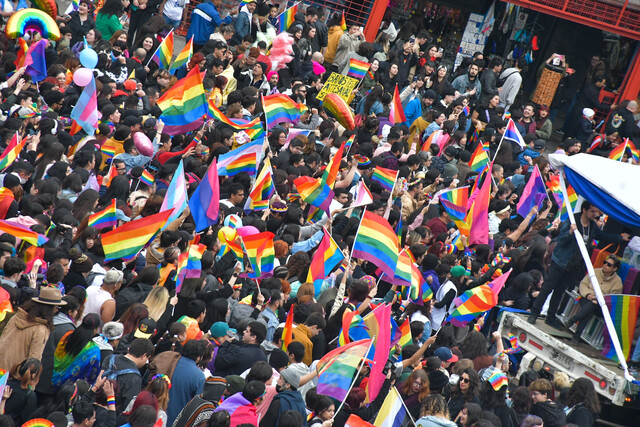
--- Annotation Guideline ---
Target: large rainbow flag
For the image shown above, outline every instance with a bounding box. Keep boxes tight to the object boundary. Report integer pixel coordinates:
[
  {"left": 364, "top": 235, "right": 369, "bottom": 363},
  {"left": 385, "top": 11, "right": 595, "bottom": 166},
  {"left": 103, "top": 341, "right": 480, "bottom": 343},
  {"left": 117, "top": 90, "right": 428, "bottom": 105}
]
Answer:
[
  {"left": 157, "top": 68, "right": 208, "bottom": 133},
  {"left": 293, "top": 176, "right": 334, "bottom": 214},
  {"left": 447, "top": 270, "right": 511, "bottom": 326},
  {"left": 438, "top": 186, "right": 469, "bottom": 224},
  {"left": 101, "top": 209, "right": 174, "bottom": 261},
  {"left": 217, "top": 138, "right": 263, "bottom": 176},
  {"left": 263, "top": 94, "right": 307, "bottom": 128},
  {"left": 352, "top": 211, "right": 399, "bottom": 278},
  {"left": 602, "top": 294, "right": 640, "bottom": 362},
  {"left": 244, "top": 159, "right": 274, "bottom": 212},
  {"left": 371, "top": 166, "right": 398, "bottom": 193},
  {"left": 88, "top": 199, "right": 117, "bottom": 229},
  {"left": 277, "top": 3, "right": 298, "bottom": 33}
]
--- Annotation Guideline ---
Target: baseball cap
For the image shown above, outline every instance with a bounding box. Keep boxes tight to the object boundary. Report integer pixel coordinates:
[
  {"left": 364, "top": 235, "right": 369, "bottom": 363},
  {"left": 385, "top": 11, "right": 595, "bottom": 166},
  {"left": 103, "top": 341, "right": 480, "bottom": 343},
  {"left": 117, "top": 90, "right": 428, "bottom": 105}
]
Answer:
[
  {"left": 533, "top": 139, "right": 546, "bottom": 150},
  {"left": 209, "top": 321, "right": 237, "bottom": 338},
  {"left": 434, "top": 347, "right": 459, "bottom": 363},
  {"left": 134, "top": 318, "right": 157, "bottom": 339},
  {"left": 123, "top": 115, "right": 142, "bottom": 127}
]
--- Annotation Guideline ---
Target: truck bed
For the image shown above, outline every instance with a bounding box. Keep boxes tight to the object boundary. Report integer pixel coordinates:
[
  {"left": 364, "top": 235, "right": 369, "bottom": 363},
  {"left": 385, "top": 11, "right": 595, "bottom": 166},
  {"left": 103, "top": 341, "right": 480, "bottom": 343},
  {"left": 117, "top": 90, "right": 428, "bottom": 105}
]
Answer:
[{"left": 498, "top": 312, "right": 635, "bottom": 405}]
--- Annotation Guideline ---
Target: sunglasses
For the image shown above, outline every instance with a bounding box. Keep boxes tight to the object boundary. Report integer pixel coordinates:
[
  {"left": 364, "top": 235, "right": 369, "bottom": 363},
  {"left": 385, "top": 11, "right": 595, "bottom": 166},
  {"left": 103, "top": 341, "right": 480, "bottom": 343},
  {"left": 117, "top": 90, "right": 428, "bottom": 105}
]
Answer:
[
  {"left": 460, "top": 377, "right": 470, "bottom": 383},
  {"left": 604, "top": 261, "right": 616, "bottom": 267}
]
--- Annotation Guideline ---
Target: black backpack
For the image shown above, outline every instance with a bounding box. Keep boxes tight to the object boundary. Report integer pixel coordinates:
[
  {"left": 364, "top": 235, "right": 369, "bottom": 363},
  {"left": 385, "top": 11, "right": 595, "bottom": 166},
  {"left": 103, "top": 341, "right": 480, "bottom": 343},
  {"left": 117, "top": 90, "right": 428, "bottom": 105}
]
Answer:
[{"left": 497, "top": 69, "right": 519, "bottom": 88}]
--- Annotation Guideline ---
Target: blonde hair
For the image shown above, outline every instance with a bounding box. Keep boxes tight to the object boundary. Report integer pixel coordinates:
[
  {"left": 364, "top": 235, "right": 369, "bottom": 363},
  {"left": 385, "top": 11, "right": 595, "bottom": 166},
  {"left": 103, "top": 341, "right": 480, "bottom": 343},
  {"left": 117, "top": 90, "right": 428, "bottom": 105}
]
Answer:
[
  {"left": 143, "top": 286, "right": 170, "bottom": 321},
  {"left": 553, "top": 371, "right": 571, "bottom": 389}
]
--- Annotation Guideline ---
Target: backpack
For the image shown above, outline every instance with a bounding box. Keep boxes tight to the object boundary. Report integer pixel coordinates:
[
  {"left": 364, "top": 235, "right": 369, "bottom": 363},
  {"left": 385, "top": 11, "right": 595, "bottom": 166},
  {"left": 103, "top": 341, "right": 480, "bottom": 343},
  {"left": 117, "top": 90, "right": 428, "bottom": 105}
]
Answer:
[
  {"left": 103, "top": 354, "right": 141, "bottom": 380},
  {"left": 497, "top": 69, "right": 519, "bottom": 88}
]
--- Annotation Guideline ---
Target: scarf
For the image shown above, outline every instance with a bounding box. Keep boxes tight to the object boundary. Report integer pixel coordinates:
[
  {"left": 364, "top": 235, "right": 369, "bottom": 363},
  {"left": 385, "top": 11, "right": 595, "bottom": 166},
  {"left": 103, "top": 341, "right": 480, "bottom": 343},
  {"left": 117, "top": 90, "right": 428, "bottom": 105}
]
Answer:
[{"left": 53, "top": 331, "right": 101, "bottom": 388}]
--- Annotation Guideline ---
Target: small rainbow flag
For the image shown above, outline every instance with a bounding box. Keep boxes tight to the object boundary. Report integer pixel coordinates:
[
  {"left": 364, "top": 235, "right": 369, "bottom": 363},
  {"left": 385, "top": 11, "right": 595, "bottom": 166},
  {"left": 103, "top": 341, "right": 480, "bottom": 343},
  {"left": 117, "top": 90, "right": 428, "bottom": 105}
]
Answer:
[
  {"left": 340, "top": 11, "right": 347, "bottom": 31},
  {"left": 244, "top": 158, "right": 274, "bottom": 212},
  {"left": 609, "top": 140, "right": 627, "bottom": 161},
  {"left": 438, "top": 186, "right": 469, "bottom": 224},
  {"left": 14, "top": 38, "right": 28, "bottom": 69},
  {"left": 468, "top": 129, "right": 479, "bottom": 145},
  {"left": 0, "top": 219, "right": 48, "bottom": 246},
  {"left": 0, "top": 132, "right": 25, "bottom": 172},
  {"left": 152, "top": 29, "right": 174, "bottom": 69},
  {"left": 293, "top": 176, "right": 334, "bottom": 214},
  {"left": 447, "top": 270, "right": 511, "bottom": 326},
  {"left": 397, "top": 318, "right": 412, "bottom": 348},
  {"left": 371, "top": 166, "right": 398, "bottom": 193},
  {"left": 281, "top": 306, "right": 294, "bottom": 352},
  {"left": 219, "top": 150, "right": 258, "bottom": 177},
  {"left": 488, "top": 371, "right": 509, "bottom": 391},
  {"left": 345, "top": 134, "right": 355, "bottom": 154},
  {"left": 241, "top": 231, "right": 275, "bottom": 279},
  {"left": 306, "top": 227, "right": 345, "bottom": 295},
  {"left": 390, "top": 84, "right": 406, "bottom": 124},
  {"left": 469, "top": 141, "right": 490, "bottom": 172},
  {"left": 321, "top": 141, "right": 345, "bottom": 189},
  {"left": 170, "top": 36, "right": 193, "bottom": 74},
  {"left": 88, "top": 199, "right": 117, "bottom": 229},
  {"left": 208, "top": 99, "right": 263, "bottom": 131},
  {"left": 277, "top": 3, "right": 298, "bottom": 33},
  {"left": 101, "top": 164, "right": 118, "bottom": 188},
  {"left": 263, "top": 93, "right": 307, "bottom": 129},
  {"left": 317, "top": 339, "right": 372, "bottom": 401},
  {"left": 100, "top": 143, "right": 117, "bottom": 160},
  {"left": 101, "top": 209, "right": 174, "bottom": 261},
  {"left": 346, "top": 58, "right": 370, "bottom": 79},
  {"left": 140, "top": 169, "right": 155, "bottom": 186},
  {"left": 352, "top": 211, "right": 399, "bottom": 279},
  {"left": 602, "top": 294, "right": 640, "bottom": 362}
]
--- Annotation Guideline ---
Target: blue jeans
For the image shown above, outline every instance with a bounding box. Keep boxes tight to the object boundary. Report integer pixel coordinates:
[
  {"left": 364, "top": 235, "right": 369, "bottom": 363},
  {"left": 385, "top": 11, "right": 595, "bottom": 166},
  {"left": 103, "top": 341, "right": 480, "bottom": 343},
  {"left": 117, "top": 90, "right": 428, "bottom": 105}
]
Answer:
[{"left": 163, "top": 14, "right": 182, "bottom": 29}]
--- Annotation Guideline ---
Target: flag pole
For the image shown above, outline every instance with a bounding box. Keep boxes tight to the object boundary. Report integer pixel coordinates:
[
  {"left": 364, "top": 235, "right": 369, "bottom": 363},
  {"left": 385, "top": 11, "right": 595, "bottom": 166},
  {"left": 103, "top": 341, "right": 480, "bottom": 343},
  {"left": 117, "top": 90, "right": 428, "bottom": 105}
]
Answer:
[
  {"left": 620, "top": 138, "right": 629, "bottom": 162},
  {"left": 331, "top": 338, "right": 376, "bottom": 420},
  {"left": 558, "top": 170, "right": 633, "bottom": 381},
  {"left": 491, "top": 131, "right": 505, "bottom": 164},
  {"left": 383, "top": 172, "right": 398, "bottom": 220}
]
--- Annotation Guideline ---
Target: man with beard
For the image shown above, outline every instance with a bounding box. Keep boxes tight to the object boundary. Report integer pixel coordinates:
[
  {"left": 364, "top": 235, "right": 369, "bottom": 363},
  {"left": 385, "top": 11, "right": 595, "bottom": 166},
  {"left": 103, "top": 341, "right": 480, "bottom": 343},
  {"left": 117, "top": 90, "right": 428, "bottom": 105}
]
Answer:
[{"left": 452, "top": 61, "right": 482, "bottom": 103}]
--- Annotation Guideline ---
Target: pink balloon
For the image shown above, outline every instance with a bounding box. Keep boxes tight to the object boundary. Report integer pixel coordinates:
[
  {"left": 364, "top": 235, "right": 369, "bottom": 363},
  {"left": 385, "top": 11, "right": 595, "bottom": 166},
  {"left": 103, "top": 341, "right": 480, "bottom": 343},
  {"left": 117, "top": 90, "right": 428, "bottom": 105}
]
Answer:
[
  {"left": 237, "top": 226, "right": 259, "bottom": 237},
  {"left": 73, "top": 68, "right": 93, "bottom": 87},
  {"left": 133, "top": 132, "right": 153, "bottom": 157}
]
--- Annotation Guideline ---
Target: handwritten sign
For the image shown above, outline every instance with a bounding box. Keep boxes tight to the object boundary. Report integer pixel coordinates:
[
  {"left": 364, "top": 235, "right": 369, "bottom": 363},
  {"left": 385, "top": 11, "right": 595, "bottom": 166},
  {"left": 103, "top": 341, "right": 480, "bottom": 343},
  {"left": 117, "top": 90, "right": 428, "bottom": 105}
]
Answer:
[{"left": 316, "top": 72, "right": 359, "bottom": 102}]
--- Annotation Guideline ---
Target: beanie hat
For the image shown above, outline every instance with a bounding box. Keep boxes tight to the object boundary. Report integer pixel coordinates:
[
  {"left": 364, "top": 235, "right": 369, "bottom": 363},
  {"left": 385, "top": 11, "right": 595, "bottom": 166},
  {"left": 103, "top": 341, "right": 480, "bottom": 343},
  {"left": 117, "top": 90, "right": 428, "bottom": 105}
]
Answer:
[
  {"left": 280, "top": 366, "right": 302, "bottom": 389},
  {"left": 269, "top": 348, "right": 290, "bottom": 371}
]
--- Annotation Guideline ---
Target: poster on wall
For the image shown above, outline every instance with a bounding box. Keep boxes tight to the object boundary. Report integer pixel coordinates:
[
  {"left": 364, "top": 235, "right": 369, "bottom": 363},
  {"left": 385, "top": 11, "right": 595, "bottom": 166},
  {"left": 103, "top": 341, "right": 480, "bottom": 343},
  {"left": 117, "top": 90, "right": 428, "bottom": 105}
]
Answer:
[{"left": 454, "top": 2, "right": 494, "bottom": 71}]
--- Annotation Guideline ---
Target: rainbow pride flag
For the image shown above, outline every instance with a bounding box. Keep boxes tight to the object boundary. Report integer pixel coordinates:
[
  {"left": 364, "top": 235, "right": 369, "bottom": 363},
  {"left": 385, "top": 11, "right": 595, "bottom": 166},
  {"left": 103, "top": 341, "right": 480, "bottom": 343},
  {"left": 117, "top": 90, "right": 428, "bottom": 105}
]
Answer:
[
  {"left": 101, "top": 209, "right": 173, "bottom": 261},
  {"left": 88, "top": 199, "right": 117, "bottom": 229},
  {"left": 317, "top": 338, "right": 372, "bottom": 401},
  {"left": 469, "top": 140, "right": 490, "bottom": 172},
  {"left": 241, "top": 231, "right": 275, "bottom": 279},
  {"left": 170, "top": 35, "right": 193, "bottom": 74},
  {"left": 140, "top": 169, "right": 155, "bottom": 186},
  {"left": 389, "top": 84, "right": 406, "bottom": 124},
  {"left": 371, "top": 166, "right": 398, "bottom": 192},
  {"left": 152, "top": 29, "right": 174, "bottom": 69},
  {"left": 263, "top": 93, "right": 307, "bottom": 128},
  {"left": 14, "top": 38, "right": 28, "bottom": 69},
  {"left": 352, "top": 211, "right": 399, "bottom": 278},
  {"left": 447, "top": 270, "right": 511, "bottom": 326},
  {"left": 101, "top": 164, "right": 118, "bottom": 188},
  {"left": 281, "top": 306, "right": 294, "bottom": 351},
  {"left": 0, "top": 132, "right": 25, "bottom": 172},
  {"left": 306, "top": 227, "right": 345, "bottom": 294},
  {"left": 277, "top": 3, "right": 298, "bottom": 33},
  {"left": 322, "top": 141, "right": 345, "bottom": 189},
  {"left": 346, "top": 58, "right": 370, "bottom": 79},
  {"left": 217, "top": 139, "right": 262, "bottom": 176},
  {"left": 100, "top": 143, "right": 116, "bottom": 160},
  {"left": 340, "top": 11, "right": 347, "bottom": 31},
  {"left": 397, "top": 318, "right": 412, "bottom": 348},
  {"left": 158, "top": 67, "right": 208, "bottom": 129},
  {"left": 293, "top": 176, "right": 334, "bottom": 214},
  {"left": 0, "top": 219, "right": 48, "bottom": 246},
  {"left": 208, "top": 99, "right": 263, "bottom": 131},
  {"left": 609, "top": 141, "right": 627, "bottom": 161},
  {"left": 602, "top": 294, "right": 640, "bottom": 362},
  {"left": 244, "top": 158, "right": 274, "bottom": 212},
  {"left": 345, "top": 134, "right": 355, "bottom": 154},
  {"left": 438, "top": 186, "right": 469, "bottom": 223}
]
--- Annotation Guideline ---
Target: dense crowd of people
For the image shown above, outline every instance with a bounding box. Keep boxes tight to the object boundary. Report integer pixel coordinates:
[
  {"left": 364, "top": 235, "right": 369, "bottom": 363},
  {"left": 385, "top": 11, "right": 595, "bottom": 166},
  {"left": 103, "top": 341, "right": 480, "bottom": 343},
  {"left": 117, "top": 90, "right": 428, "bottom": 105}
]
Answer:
[{"left": 0, "top": 1, "right": 635, "bottom": 427}]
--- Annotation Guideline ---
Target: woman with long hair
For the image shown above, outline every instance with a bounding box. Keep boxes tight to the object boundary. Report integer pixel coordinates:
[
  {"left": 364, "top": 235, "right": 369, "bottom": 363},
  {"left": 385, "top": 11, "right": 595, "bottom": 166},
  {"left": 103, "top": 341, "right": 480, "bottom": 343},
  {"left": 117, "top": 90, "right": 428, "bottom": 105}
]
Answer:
[
  {"left": 95, "top": 0, "right": 123, "bottom": 40},
  {"left": 3, "top": 359, "right": 43, "bottom": 425},
  {"left": 52, "top": 313, "right": 101, "bottom": 388},
  {"left": 72, "top": 189, "right": 100, "bottom": 222},
  {"left": 399, "top": 369, "right": 430, "bottom": 421},
  {"left": 146, "top": 375, "right": 170, "bottom": 426},
  {"left": 143, "top": 286, "right": 170, "bottom": 323},
  {"left": 118, "top": 303, "right": 150, "bottom": 336},
  {"left": 416, "top": 394, "right": 456, "bottom": 427},
  {"left": 359, "top": 59, "right": 379, "bottom": 96},
  {"left": 34, "top": 140, "right": 65, "bottom": 181},
  {"left": 379, "top": 62, "right": 400, "bottom": 94},
  {"left": 356, "top": 84, "right": 384, "bottom": 116},
  {"left": 535, "top": 105, "right": 553, "bottom": 140},
  {"left": 285, "top": 252, "right": 310, "bottom": 297},
  {"left": 432, "top": 65, "right": 454, "bottom": 100},
  {"left": 565, "top": 378, "right": 601, "bottom": 427},
  {"left": 0, "top": 288, "right": 64, "bottom": 371},
  {"left": 447, "top": 368, "right": 481, "bottom": 420},
  {"left": 309, "top": 395, "right": 335, "bottom": 427},
  {"left": 479, "top": 371, "right": 518, "bottom": 427},
  {"left": 459, "top": 331, "right": 493, "bottom": 371},
  {"left": 458, "top": 403, "right": 482, "bottom": 426},
  {"left": 67, "top": 0, "right": 95, "bottom": 47}
]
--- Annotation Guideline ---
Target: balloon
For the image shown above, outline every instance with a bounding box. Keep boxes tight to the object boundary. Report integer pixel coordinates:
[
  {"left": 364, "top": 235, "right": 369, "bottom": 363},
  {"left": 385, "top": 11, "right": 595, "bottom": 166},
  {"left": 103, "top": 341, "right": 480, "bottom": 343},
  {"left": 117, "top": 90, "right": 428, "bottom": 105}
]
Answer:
[
  {"left": 323, "top": 93, "right": 355, "bottom": 130},
  {"left": 237, "top": 226, "right": 259, "bottom": 237},
  {"left": 79, "top": 48, "right": 98, "bottom": 69},
  {"left": 73, "top": 68, "right": 93, "bottom": 87},
  {"left": 133, "top": 132, "right": 153, "bottom": 157}
]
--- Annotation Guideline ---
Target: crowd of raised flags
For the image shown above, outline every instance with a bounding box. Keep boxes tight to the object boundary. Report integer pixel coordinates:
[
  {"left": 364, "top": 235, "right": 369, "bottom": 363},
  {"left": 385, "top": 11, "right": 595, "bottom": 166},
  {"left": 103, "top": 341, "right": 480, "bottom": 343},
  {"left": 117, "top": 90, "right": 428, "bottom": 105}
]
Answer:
[{"left": 0, "top": 0, "right": 638, "bottom": 427}]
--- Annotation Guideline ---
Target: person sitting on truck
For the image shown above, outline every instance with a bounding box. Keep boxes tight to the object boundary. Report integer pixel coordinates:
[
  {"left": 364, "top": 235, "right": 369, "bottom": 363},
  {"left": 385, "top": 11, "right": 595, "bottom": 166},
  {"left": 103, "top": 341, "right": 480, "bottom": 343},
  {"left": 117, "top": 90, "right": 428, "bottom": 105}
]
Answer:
[
  {"left": 564, "top": 255, "right": 622, "bottom": 345},
  {"left": 528, "top": 379, "right": 566, "bottom": 427}
]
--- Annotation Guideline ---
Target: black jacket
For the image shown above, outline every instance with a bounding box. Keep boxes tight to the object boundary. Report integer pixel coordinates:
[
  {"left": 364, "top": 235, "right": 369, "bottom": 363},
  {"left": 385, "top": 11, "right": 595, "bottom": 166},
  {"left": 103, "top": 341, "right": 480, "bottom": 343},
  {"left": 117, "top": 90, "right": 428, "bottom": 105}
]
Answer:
[
  {"left": 212, "top": 341, "right": 267, "bottom": 376},
  {"left": 531, "top": 400, "right": 567, "bottom": 427},
  {"left": 115, "top": 281, "right": 154, "bottom": 319}
]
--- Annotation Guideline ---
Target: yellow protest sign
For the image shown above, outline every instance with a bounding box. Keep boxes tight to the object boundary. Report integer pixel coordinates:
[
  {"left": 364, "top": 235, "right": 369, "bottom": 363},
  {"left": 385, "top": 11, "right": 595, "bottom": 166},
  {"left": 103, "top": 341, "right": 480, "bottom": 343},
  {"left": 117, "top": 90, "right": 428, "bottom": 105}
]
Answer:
[{"left": 316, "top": 72, "right": 359, "bottom": 102}]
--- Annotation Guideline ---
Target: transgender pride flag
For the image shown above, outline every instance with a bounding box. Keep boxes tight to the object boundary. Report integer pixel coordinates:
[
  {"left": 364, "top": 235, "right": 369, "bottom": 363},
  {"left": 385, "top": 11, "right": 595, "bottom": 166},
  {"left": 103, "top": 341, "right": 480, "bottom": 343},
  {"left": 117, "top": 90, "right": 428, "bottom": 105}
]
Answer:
[
  {"left": 70, "top": 75, "right": 99, "bottom": 136},
  {"left": 160, "top": 160, "right": 188, "bottom": 227}
]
